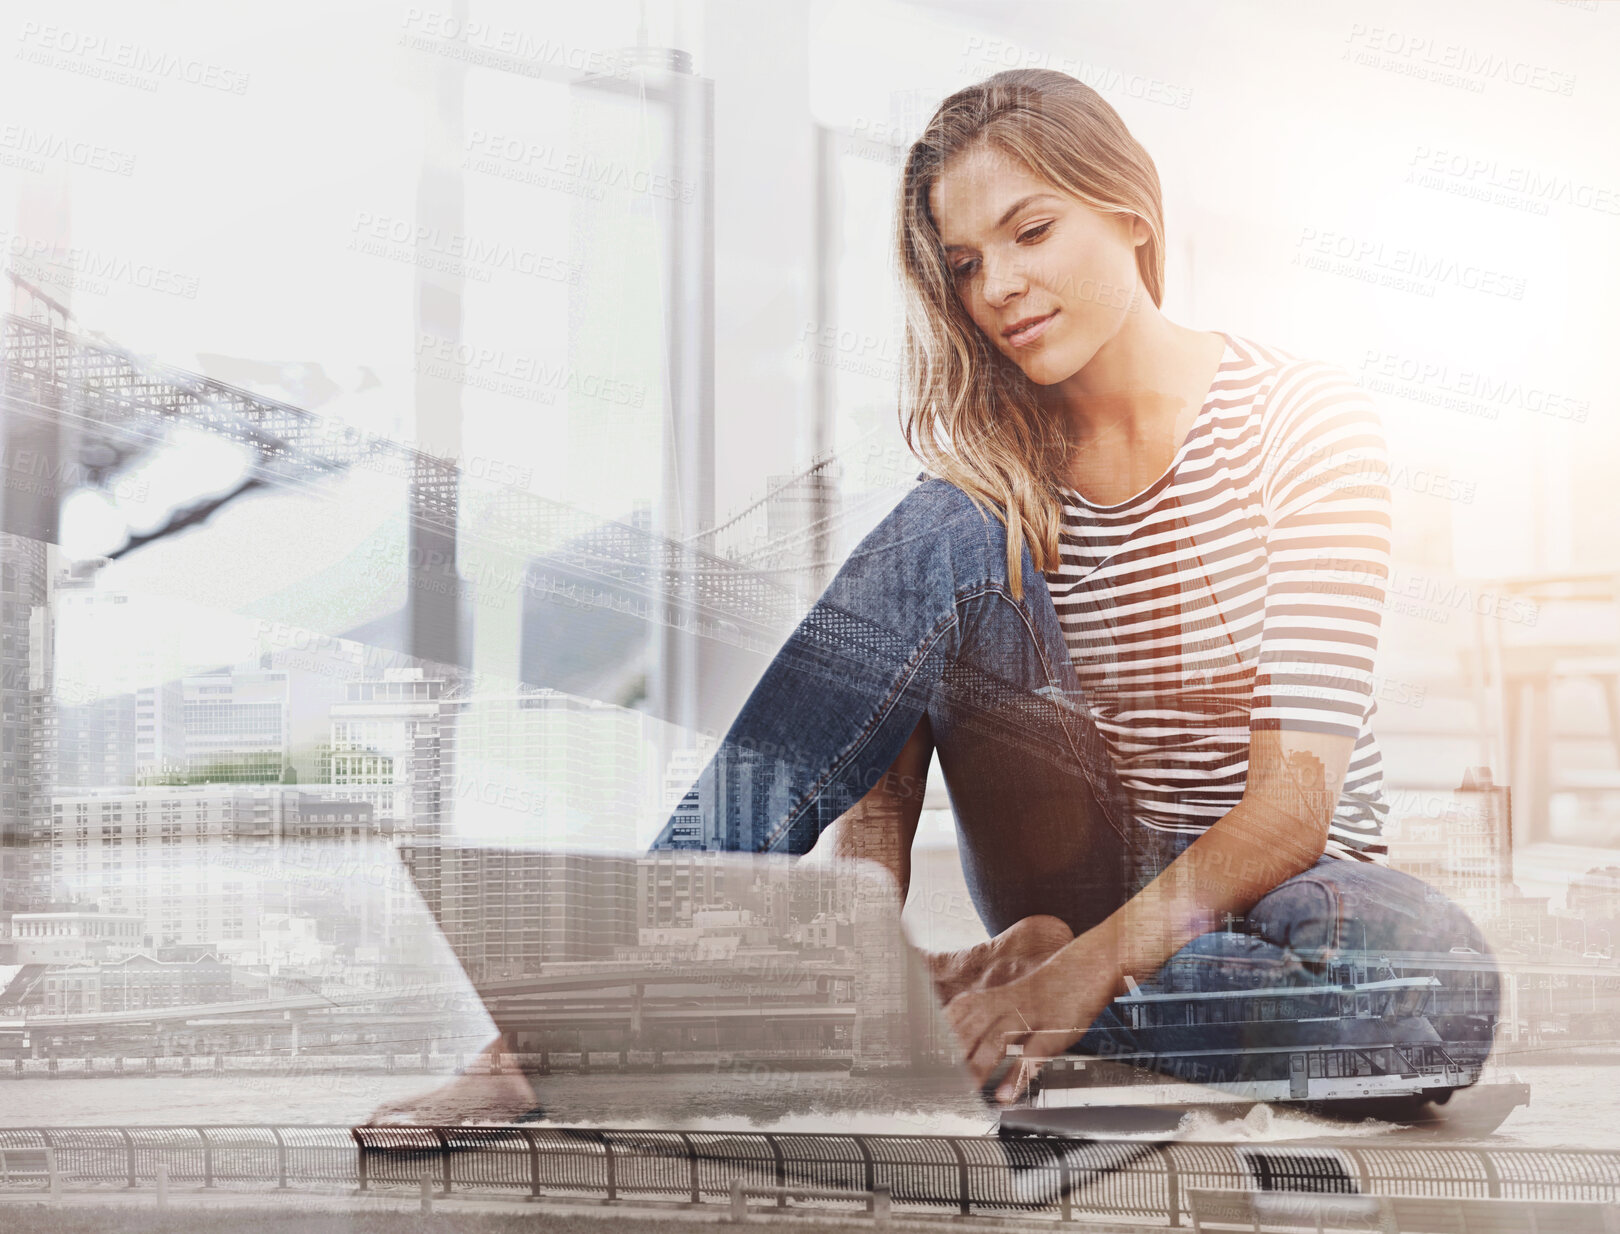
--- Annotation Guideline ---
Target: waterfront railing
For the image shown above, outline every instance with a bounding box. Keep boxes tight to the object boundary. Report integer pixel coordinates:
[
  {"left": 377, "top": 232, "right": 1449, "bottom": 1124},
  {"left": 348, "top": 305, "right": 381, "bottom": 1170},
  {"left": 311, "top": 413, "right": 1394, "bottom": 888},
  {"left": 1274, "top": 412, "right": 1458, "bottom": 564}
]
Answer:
[{"left": 1, "top": 1126, "right": 1618, "bottom": 1225}]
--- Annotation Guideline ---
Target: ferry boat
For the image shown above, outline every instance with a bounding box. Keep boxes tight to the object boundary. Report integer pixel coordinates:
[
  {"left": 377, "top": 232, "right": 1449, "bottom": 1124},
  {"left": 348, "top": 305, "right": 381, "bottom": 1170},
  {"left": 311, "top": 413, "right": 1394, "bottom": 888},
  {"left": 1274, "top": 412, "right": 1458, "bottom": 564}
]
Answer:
[{"left": 997, "top": 976, "right": 1529, "bottom": 1138}]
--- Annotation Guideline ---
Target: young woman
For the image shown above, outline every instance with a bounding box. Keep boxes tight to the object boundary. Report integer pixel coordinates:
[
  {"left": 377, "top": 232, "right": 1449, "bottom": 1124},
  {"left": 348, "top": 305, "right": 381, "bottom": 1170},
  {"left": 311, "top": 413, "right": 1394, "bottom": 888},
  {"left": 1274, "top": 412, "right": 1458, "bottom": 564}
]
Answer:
[{"left": 653, "top": 69, "right": 1495, "bottom": 1103}]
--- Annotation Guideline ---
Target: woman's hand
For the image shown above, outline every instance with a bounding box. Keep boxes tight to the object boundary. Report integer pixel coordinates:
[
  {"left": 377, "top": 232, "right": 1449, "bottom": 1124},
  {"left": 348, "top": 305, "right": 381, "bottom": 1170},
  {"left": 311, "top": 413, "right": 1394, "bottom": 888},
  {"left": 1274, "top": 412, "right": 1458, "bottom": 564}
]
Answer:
[
  {"left": 942, "top": 933, "right": 1121, "bottom": 1104},
  {"left": 925, "top": 914, "right": 1074, "bottom": 1006}
]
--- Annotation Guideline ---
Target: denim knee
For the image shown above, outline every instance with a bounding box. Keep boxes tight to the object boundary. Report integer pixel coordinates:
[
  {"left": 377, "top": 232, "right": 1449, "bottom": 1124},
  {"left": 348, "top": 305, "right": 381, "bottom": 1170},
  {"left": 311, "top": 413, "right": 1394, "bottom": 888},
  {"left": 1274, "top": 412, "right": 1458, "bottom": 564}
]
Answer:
[
  {"left": 1247, "top": 858, "right": 1490, "bottom": 966},
  {"left": 887, "top": 478, "right": 1012, "bottom": 593}
]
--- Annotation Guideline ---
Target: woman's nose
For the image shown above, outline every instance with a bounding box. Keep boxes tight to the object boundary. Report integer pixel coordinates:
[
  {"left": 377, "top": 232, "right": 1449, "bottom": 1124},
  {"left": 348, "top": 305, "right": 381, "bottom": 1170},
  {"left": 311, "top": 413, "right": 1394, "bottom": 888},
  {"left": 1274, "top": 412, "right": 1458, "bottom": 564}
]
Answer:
[{"left": 981, "top": 260, "right": 1026, "bottom": 306}]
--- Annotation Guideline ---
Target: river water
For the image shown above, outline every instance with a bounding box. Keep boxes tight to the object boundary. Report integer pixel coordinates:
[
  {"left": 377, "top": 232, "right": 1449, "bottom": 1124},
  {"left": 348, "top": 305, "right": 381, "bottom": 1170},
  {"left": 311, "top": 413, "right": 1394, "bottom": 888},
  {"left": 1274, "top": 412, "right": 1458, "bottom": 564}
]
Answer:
[{"left": 0, "top": 1063, "right": 1603, "bottom": 1148}]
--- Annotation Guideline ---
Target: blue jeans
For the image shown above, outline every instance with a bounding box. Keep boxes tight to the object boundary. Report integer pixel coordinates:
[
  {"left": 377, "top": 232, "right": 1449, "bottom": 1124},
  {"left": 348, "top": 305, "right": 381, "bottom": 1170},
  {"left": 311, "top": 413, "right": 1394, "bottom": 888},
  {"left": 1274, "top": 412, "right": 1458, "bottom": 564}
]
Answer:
[{"left": 652, "top": 478, "right": 1499, "bottom": 1064}]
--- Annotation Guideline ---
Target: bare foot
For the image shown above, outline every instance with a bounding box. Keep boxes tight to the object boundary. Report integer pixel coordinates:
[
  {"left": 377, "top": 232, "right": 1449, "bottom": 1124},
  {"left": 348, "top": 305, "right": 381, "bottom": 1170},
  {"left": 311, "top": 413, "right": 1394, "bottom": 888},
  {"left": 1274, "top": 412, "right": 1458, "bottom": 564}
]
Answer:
[
  {"left": 926, "top": 914, "right": 1075, "bottom": 1006},
  {"left": 364, "top": 1043, "right": 541, "bottom": 1125}
]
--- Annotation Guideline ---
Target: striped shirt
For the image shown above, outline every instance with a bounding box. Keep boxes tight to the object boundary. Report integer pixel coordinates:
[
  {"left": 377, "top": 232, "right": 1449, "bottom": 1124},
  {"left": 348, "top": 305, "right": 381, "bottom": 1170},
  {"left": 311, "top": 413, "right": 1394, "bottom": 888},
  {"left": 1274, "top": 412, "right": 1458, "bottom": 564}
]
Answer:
[{"left": 1042, "top": 331, "right": 1392, "bottom": 862}]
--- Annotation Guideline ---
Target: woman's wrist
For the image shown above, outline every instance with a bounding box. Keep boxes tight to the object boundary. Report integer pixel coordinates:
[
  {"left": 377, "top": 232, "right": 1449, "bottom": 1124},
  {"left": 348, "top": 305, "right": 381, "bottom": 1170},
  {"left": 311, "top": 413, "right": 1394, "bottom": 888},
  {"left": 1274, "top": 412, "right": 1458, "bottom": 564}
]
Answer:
[{"left": 1038, "top": 914, "right": 1127, "bottom": 998}]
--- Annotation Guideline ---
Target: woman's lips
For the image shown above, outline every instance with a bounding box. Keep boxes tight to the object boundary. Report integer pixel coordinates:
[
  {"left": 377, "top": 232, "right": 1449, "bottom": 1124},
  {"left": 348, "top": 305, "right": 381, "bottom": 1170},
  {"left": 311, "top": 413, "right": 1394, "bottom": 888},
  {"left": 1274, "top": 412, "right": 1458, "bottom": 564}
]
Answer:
[{"left": 1004, "top": 310, "right": 1058, "bottom": 348}]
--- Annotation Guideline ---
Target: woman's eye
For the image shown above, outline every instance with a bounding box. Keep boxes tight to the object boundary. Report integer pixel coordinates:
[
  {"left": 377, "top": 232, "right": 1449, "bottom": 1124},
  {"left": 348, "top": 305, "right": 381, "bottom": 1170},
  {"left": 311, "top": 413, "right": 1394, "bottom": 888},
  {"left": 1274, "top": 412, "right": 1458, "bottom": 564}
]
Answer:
[
  {"left": 1018, "top": 222, "right": 1053, "bottom": 243},
  {"left": 951, "top": 260, "right": 978, "bottom": 280}
]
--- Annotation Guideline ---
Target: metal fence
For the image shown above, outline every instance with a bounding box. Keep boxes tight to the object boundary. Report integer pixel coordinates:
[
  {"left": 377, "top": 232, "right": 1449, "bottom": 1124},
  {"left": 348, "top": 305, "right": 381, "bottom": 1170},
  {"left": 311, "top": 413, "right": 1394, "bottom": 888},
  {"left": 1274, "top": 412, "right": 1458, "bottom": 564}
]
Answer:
[{"left": 1, "top": 1126, "right": 1618, "bottom": 1225}]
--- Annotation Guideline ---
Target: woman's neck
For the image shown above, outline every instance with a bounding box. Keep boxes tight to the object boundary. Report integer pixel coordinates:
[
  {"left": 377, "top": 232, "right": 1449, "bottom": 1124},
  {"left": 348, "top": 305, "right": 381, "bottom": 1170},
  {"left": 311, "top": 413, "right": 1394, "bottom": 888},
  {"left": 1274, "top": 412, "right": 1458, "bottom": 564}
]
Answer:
[
  {"left": 1044, "top": 311, "right": 1212, "bottom": 442},
  {"left": 1045, "top": 314, "right": 1227, "bottom": 503}
]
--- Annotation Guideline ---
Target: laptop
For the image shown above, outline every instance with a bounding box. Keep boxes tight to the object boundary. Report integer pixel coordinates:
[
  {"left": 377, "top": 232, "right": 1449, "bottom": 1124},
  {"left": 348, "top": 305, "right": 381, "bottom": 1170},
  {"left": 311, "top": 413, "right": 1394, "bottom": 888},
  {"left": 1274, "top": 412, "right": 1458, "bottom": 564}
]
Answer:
[
  {"left": 380, "top": 842, "right": 1182, "bottom": 1210},
  {"left": 395, "top": 844, "right": 973, "bottom": 1122}
]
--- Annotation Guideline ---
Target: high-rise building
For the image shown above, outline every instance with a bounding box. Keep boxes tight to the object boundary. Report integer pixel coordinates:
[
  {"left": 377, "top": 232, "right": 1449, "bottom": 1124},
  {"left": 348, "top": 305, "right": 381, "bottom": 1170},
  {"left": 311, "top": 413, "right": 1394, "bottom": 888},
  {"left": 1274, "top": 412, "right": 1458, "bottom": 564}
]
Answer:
[
  {"left": 327, "top": 669, "right": 447, "bottom": 927},
  {"left": 136, "top": 678, "right": 185, "bottom": 782},
  {"left": 0, "top": 533, "right": 48, "bottom": 911},
  {"left": 435, "top": 688, "right": 657, "bottom": 974},
  {"left": 269, "top": 794, "right": 382, "bottom": 958},
  {"left": 658, "top": 744, "right": 710, "bottom": 850},
  {"left": 182, "top": 669, "right": 289, "bottom": 783},
  {"left": 633, "top": 849, "right": 808, "bottom": 935},
  {"left": 849, "top": 870, "right": 928, "bottom": 1068},
  {"left": 49, "top": 785, "right": 276, "bottom": 950},
  {"left": 46, "top": 570, "right": 156, "bottom": 792},
  {"left": 443, "top": 688, "right": 653, "bottom": 850},
  {"left": 440, "top": 848, "right": 637, "bottom": 976},
  {"left": 45, "top": 784, "right": 371, "bottom": 956},
  {"left": 636, "top": 849, "right": 733, "bottom": 931},
  {"left": 657, "top": 741, "right": 796, "bottom": 852},
  {"left": 27, "top": 567, "right": 192, "bottom": 912}
]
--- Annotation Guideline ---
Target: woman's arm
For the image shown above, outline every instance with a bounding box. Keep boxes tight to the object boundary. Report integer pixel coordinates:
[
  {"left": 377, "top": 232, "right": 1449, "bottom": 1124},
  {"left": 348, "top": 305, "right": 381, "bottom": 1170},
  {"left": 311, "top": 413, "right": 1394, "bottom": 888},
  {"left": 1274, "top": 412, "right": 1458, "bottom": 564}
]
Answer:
[
  {"left": 945, "top": 727, "right": 1354, "bottom": 1096},
  {"left": 1100, "top": 728, "right": 1350, "bottom": 981}
]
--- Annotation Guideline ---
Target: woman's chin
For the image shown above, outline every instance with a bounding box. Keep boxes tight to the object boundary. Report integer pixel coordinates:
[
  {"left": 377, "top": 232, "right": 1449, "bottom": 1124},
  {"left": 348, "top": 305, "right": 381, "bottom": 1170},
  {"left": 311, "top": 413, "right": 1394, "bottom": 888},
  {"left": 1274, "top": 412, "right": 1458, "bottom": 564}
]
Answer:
[
  {"left": 1002, "top": 341, "right": 1086, "bottom": 387},
  {"left": 1014, "top": 357, "right": 1076, "bottom": 387}
]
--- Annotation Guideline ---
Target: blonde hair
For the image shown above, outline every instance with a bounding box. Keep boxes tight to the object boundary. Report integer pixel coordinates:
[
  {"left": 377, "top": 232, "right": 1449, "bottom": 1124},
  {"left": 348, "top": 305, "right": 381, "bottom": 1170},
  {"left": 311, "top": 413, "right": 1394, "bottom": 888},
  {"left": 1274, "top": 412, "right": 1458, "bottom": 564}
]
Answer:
[{"left": 896, "top": 69, "right": 1167, "bottom": 601}]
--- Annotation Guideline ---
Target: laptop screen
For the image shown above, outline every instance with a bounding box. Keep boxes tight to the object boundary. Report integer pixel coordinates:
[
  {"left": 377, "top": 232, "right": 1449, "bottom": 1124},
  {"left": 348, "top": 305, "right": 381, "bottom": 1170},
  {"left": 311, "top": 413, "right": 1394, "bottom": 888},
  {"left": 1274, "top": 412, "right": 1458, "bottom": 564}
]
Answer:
[{"left": 394, "top": 843, "right": 982, "bottom": 1132}]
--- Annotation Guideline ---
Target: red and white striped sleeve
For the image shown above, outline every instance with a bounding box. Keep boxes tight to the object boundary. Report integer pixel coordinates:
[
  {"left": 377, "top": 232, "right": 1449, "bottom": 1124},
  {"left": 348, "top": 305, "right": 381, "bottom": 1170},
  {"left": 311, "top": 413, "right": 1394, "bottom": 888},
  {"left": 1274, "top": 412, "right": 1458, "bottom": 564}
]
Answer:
[{"left": 1250, "top": 360, "right": 1393, "bottom": 738}]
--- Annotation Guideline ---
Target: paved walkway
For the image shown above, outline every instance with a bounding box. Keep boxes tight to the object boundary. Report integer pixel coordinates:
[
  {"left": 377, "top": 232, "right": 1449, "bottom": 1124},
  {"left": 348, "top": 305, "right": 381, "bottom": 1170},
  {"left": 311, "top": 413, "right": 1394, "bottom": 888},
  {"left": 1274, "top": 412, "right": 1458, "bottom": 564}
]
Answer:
[{"left": 0, "top": 1183, "right": 1173, "bottom": 1232}]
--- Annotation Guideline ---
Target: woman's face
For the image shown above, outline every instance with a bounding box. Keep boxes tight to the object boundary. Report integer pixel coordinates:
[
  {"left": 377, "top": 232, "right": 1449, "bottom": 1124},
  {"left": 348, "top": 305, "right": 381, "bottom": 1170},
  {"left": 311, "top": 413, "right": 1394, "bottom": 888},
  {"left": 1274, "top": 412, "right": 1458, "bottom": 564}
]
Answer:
[{"left": 929, "top": 142, "right": 1147, "bottom": 386}]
